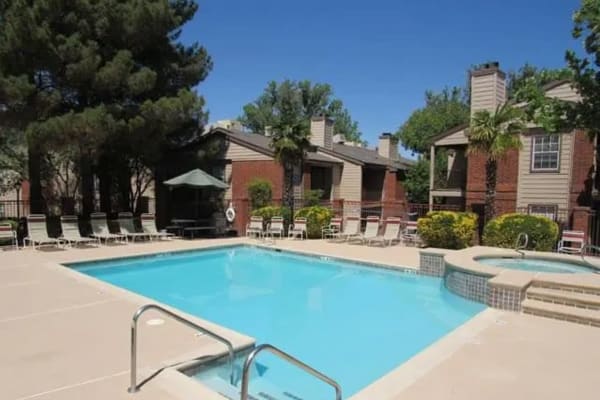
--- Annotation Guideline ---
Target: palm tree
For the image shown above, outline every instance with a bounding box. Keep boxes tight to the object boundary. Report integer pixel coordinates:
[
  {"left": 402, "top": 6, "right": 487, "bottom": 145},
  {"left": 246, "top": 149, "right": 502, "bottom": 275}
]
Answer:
[
  {"left": 469, "top": 103, "right": 526, "bottom": 222},
  {"left": 269, "top": 82, "right": 312, "bottom": 214}
]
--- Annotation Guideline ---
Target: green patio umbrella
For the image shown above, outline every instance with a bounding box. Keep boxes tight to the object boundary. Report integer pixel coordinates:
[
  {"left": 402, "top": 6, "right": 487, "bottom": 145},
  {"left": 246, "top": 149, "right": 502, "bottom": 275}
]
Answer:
[
  {"left": 163, "top": 168, "right": 228, "bottom": 189},
  {"left": 164, "top": 169, "right": 228, "bottom": 220}
]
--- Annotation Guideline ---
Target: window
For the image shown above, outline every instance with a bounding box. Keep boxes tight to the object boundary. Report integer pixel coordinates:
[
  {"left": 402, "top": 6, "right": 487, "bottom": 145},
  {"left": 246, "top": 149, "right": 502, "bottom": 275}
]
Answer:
[
  {"left": 531, "top": 135, "right": 560, "bottom": 171},
  {"left": 528, "top": 204, "right": 558, "bottom": 221}
]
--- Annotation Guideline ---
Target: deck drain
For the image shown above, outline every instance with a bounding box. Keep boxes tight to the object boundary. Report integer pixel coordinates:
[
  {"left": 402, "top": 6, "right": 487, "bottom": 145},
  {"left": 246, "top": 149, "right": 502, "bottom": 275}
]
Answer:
[{"left": 146, "top": 318, "right": 165, "bottom": 326}]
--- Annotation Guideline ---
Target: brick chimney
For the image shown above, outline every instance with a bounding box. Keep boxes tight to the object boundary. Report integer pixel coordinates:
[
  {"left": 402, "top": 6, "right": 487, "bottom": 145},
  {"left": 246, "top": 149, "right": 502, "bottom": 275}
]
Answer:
[
  {"left": 310, "top": 115, "right": 334, "bottom": 149},
  {"left": 470, "top": 62, "right": 506, "bottom": 117},
  {"left": 378, "top": 132, "right": 399, "bottom": 160}
]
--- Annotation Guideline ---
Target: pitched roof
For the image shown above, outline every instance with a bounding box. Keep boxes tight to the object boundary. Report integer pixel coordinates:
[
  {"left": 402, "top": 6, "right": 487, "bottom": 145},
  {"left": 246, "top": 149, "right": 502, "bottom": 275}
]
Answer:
[
  {"left": 211, "top": 127, "right": 341, "bottom": 165},
  {"left": 210, "top": 127, "right": 413, "bottom": 170}
]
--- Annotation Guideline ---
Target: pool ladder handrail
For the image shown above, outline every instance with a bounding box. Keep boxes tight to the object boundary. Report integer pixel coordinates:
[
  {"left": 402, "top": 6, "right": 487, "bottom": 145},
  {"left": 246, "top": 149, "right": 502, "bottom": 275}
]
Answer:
[
  {"left": 580, "top": 244, "right": 600, "bottom": 273},
  {"left": 515, "top": 232, "right": 528, "bottom": 258},
  {"left": 128, "top": 304, "right": 235, "bottom": 393},
  {"left": 240, "top": 343, "right": 342, "bottom": 400}
]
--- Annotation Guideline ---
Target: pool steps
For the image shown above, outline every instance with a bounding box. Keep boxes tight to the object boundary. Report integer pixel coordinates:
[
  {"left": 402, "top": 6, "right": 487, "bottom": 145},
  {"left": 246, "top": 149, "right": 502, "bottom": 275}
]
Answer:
[
  {"left": 201, "top": 375, "right": 306, "bottom": 400},
  {"left": 522, "top": 281, "right": 600, "bottom": 327}
]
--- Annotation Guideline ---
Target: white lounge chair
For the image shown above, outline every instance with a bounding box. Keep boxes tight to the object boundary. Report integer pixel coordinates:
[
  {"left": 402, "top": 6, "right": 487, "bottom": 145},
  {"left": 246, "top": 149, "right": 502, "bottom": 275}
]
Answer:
[
  {"left": 141, "top": 213, "right": 174, "bottom": 240},
  {"left": 557, "top": 230, "right": 586, "bottom": 254},
  {"left": 350, "top": 216, "right": 380, "bottom": 244},
  {"left": 401, "top": 221, "right": 421, "bottom": 246},
  {"left": 24, "top": 214, "right": 64, "bottom": 249},
  {"left": 368, "top": 217, "right": 402, "bottom": 247},
  {"left": 266, "top": 216, "right": 284, "bottom": 238},
  {"left": 288, "top": 217, "right": 307, "bottom": 240},
  {"left": 322, "top": 217, "right": 342, "bottom": 239},
  {"left": 0, "top": 223, "right": 18, "bottom": 250},
  {"left": 60, "top": 216, "right": 99, "bottom": 247},
  {"left": 90, "top": 212, "right": 126, "bottom": 244},
  {"left": 246, "top": 216, "right": 264, "bottom": 238},
  {"left": 118, "top": 212, "right": 151, "bottom": 242},
  {"left": 330, "top": 216, "right": 360, "bottom": 242}
]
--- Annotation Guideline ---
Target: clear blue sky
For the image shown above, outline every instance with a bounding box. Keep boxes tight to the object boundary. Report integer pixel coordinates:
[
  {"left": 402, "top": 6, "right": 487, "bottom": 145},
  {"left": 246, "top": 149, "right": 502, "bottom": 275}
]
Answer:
[{"left": 181, "top": 0, "right": 582, "bottom": 153}]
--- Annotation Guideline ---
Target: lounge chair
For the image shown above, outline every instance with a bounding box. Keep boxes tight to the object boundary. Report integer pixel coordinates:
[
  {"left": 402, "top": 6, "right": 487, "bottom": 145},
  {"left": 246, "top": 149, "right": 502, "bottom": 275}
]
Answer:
[
  {"left": 266, "top": 216, "right": 284, "bottom": 238},
  {"left": 90, "top": 212, "right": 127, "bottom": 243},
  {"left": 60, "top": 216, "right": 99, "bottom": 247},
  {"left": 288, "top": 217, "right": 308, "bottom": 240},
  {"left": 401, "top": 221, "right": 421, "bottom": 246},
  {"left": 557, "top": 230, "right": 586, "bottom": 254},
  {"left": 322, "top": 217, "right": 342, "bottom": 239},
  {"left": 368, "top": 217, "right": 402, "bottom": 247},
  {"left": 118, "top": 212, "right": 151, "bottom": 242},
  {"left": 246, "top": 216, "right": 264, "bottom": 238},
  {"left": 330, "top": 216, "right": 360, "bottom": 242},
  {"left": 24, "top": 214, "right": 64, "bottom": 249},
  {"left": 141, "top": 213, "right": 174, "bottom": 240},
  {"left": 349, "top": 216, "right": 380, "bottom": 244},
  {"left": 0, "top": 223, "right": 18, "bottom": 250}
]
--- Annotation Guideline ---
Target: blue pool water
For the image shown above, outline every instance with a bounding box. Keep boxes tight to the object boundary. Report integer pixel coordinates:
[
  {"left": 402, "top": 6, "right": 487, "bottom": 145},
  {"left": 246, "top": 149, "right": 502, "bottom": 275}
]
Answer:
[
  {"left": 73, "top": 246, "right": 484, "bottom": 398},
  {"left": 478, "top": 257, "right": 597, "bottom": 274}
]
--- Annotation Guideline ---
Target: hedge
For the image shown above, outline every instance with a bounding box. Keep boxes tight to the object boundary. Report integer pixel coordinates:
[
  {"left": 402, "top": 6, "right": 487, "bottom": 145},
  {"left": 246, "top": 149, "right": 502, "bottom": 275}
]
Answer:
[
  {"left": 294, "top": 206, "right": 333, "bottom": 239},
  {"left": 417, "top": 211, "right": 478, "bottom": 249},
  {"left": 482, "top": 213, "right": 559, "bottom": 251},
  {"left": 247, "top": 179, "right": 272, "bottom": 210},
  {"left": 251, "top": 206, "right": 292, "bottom": 229}
]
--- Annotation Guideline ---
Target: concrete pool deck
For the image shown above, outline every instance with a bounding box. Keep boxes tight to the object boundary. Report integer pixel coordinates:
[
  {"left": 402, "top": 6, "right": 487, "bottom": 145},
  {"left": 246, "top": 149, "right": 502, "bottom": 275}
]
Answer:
[{"left": 1, "top": 238, "right": 599, "bottom": 400}]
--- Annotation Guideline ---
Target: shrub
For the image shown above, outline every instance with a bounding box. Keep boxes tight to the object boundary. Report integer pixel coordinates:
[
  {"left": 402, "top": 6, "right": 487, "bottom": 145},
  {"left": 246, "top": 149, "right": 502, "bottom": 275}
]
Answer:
[
  {"left": 247, "top": 179, "right": 272, "bottom": 210},
  {"left": 0, "top": 219, "right": 18, "bottom": 230},
  {"left": 304, "top": 189, "right": 324, "bottom": 206},
  {"left": 294, "top": 206, "right": 333, "bottom": 239},
  {"left": 483, "top": 213, "right": 559, "bottom": 251},
  {"left": 251, "top": 206, "right": 292, "bottom": 228},
  {"left": 417, "top": 211, "right": 478, "bottom": 249}
]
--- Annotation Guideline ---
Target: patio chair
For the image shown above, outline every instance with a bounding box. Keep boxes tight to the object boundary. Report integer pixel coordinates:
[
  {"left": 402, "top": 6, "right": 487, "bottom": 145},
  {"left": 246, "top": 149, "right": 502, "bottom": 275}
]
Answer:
[
  {"left": 141, "top": 213, "right": 174, "bottom": 240},
  {"left": 118, "top": 212, "right": 151, "bottom": 242},
  {"left": 349, "top": 216, "right": 380, "bottom": 244},
  {"left": 60, "top": 216, "right": 99, "bottom": 247},
  {"left": 368, "top": 217, "right": 402, "bottom": 247},
  {"left": 322, "top": 217, "right": 342, "bottom": 239},
  {"left": 401, "top": 220, "right": 421, "bottom": 246},
  {"left": 266, "top": 216, "right": 285, "bottom": 239},
  {"left": 24, "top": 214, "right": 64, "bottom": 249},
  {"left": 288, "top": 217, "right": 308, "bottom": 240},
  {"left": 246, "top": 216, "right": 264, "bottom": 238},
  {"left": 557, "top": 230, "right": 586, "bottom": 254},
  {"left": 330, "top": 216, "right": 360, "bottom": 242},
  {"left": 90, "top": 212, "right": 127, "bottom": 244},
  {"left": 0, "top": 223, "right": 18, "bottom": 250}
]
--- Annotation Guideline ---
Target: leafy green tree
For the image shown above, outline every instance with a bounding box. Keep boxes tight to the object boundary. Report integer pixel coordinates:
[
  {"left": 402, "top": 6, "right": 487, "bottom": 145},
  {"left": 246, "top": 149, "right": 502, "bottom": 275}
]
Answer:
[
  {"left": 240, "top": 80, "right": 363, "bottom": 143},
  {"left": 396, "top": 87, "right": 469, "bottom": 155},
  {"left": 469, "top": 103, "right": 526, "bottom": 222},
  {"left": 402, "top": 158, "right": 430, "bottom": 203},
  {"left": 507, "top": 63, "right": 573, "bottom": 100},
  {"left": 0, "top": 0, "right": 211, "bottom": 214},
  {"left": 564, "top": 0, "right": 600, "bottom": 139}
]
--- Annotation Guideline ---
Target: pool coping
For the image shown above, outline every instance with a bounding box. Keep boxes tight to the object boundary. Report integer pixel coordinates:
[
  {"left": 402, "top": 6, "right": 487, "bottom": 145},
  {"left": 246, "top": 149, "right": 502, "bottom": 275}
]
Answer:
[{"left": 54, "top": 239, "right": 490, "bottom": 400}]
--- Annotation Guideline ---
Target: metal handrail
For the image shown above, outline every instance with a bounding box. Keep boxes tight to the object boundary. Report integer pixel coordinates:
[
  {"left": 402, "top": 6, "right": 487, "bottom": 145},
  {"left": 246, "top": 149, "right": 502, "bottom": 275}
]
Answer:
[
  {"left": 240, "top": 344, "right": 342, "bottom": 400},
  {"left": 581, "top": 244, "right": 600, "bottom": 272},
  {"left": 128, "top": 304, "right": 235, "bottom": 393},
  {"left": 515, "top": 232, "right": 528, "bottom": 258}
]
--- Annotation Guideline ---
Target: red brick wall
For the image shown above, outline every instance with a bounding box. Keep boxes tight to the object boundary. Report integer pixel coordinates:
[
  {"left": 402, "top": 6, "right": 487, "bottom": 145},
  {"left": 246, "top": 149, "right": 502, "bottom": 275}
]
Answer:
[
  {"left": 569, "top": 130, "right": 594, "bottom": 210},
  {"left": 381, "top": 170, "right": 407, "bottom": 219},
  {"left": 382, "top": 170, "right": 397, "bottom": 201},
  {"left": 466, "top": 148, "right": 519, "bottom": 216},
  {"left": 230, "top": 160, "right": 283, "bottom": 233}
]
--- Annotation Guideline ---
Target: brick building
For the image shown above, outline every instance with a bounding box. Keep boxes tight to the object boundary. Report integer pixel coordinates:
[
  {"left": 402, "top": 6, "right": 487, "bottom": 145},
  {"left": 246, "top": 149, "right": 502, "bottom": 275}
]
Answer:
[
  {"left": 205, "top": 118, "right": 414, "bottom": 233},
  {"left": 429, "top": 62, "right": 597, "bottom": 237}
]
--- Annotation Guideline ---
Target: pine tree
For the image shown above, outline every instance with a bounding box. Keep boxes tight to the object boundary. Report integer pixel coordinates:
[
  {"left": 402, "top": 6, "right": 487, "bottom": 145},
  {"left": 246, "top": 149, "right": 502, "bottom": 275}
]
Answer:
[{"left": 0, "top": 0, "right": 212, "bottom": 214}]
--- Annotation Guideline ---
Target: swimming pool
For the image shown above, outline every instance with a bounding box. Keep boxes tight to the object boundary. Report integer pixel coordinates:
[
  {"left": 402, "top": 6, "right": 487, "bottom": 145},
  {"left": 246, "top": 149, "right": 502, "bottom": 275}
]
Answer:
[
  {"left": 72, "top": 246, "right": 484, "bottom": 398},
  {"left": 478, "top": 257, "right": 598, "bottom": 274}
]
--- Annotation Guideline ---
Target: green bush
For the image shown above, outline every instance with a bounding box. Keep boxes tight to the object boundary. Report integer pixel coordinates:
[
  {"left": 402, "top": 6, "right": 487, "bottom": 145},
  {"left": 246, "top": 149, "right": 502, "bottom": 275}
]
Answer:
[
  {"left": 251, "top": 206, "right": 292, "bottom": 228},
  {"left": 417, "top": 211, "right": 478, "bottom": 249},
  {"left": 294, "top": 206, "right": 333, "bottom": 239},
  {"left": 0, "top": 219, "right": 18, "bottom": 230},
  {"left": 247, "top": 179, "right": 272, "bottom": 210},
  {"left": 483, "top": 213, "right": 559, "bottom": 251}
]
